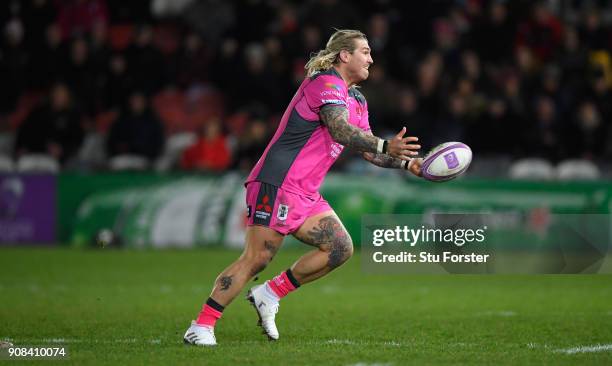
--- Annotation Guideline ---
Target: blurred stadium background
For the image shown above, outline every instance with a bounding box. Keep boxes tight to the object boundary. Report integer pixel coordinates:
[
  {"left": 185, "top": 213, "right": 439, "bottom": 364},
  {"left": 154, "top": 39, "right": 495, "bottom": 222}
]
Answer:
[
  {"left": 1, "top": 0, "right": 612, "bottom": 248},
  {"left": 2, "top": 1, "right": 612, "bottom": 364}
]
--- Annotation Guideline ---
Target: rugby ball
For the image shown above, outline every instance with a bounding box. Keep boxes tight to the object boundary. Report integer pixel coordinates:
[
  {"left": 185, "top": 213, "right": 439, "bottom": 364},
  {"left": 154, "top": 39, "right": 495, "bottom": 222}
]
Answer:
[{"left": 421, "top": 142, "right": 472, "bottom": 182}]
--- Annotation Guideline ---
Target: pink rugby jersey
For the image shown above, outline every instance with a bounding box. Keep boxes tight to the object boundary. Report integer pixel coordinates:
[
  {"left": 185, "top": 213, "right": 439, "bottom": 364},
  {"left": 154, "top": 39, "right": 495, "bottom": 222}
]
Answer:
[{"left": 246, "top": 68, "right": 371, "bottom": 197}]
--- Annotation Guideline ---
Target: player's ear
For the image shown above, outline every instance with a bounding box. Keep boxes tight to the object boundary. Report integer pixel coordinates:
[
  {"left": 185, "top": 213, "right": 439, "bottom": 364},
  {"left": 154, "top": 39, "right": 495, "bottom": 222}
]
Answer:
[{"left": 339, "top": 49, "right": 351, "bottom": 63}]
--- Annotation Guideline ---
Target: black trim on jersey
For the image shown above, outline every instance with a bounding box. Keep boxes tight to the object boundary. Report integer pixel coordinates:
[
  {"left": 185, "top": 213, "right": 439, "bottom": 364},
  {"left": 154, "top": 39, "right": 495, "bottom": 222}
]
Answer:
[
  {"left": 253, "top": 182, "right": 278, "bottom": 226},
  {"left": 310, "top": 67, "right": 343, "bottom": 81},
  {"left": 255, "top": 108, "right": 318, "bottom": 186},
  {"left": 348, "top": 87, "right": 366, "bottom": 105}
]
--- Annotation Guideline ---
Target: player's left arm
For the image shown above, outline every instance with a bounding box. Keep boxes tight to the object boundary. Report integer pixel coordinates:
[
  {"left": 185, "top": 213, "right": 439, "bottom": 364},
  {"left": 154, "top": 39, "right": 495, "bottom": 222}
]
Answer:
[{"left": 362, "top": 132, "right": 422, "bottom": 176}]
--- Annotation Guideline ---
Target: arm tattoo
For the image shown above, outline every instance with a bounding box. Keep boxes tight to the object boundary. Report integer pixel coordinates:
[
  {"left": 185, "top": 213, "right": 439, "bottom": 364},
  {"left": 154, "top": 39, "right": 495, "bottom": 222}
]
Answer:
[
  {"left": 320, "top": 105, "right": 380, "bottom": 153},
  {"left": 363, "top": 152, "right": 405, "bottom": 169}
]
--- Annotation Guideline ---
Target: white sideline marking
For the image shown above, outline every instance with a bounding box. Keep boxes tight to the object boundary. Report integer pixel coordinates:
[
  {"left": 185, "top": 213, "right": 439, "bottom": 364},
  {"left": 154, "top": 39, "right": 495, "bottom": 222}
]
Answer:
[
  {"left": 324, "top": 339, "right": 405, "bottom": 347},
  {"left": 17, "top": 337, "right": 413, "bottom": 348},
  {"left": 326, "top": 339, "right": 357, "bottom": 345},
  {"left": 526, "top": 343, "right": 551, "bottom": 350},
  {"left": 478, "top": 311, "right": 516, "bottom": 317},
  {"left": 382, "top": 341, "right": 402, "bottom": 347},
  {"left": 555, "top": 344, "right": 612, "bottom": 354},
  {"left": 21, "top": 338, "right": 161, "bottom": 344}
]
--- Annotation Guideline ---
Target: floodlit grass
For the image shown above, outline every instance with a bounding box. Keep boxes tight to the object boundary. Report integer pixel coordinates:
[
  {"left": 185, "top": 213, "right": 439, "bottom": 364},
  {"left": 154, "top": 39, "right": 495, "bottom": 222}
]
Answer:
[{"left": 1, "top": 247, "right": 611, "bottom": 365}]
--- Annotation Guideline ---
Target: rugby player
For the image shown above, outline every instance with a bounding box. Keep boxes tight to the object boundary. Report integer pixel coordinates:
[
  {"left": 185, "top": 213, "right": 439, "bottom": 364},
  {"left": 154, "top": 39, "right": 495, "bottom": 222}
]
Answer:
[{"left": 184, "top": 29, "right": 423, "bottom": 346}]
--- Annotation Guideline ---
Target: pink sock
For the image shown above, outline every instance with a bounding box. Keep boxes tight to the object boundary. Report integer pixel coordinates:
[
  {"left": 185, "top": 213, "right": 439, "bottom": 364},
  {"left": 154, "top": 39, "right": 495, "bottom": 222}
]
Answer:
[
  {"left": 266, "top": 270, "right": 300, "bottom": 299},
  {"left": 196, "top": 298, "right": 224, "bottom": 327}
]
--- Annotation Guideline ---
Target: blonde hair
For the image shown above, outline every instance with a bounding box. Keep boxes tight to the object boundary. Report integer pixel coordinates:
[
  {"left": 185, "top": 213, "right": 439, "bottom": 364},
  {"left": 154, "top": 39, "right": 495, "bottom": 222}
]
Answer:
[{"left": 305, "top": 29, "right": 367, "bottom": 77}]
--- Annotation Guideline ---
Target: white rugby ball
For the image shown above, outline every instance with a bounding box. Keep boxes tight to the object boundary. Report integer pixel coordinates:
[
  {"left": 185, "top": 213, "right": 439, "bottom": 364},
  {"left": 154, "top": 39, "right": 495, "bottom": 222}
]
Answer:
[{"left": 421, "top": 142, "right": 472, "bottom": 182}]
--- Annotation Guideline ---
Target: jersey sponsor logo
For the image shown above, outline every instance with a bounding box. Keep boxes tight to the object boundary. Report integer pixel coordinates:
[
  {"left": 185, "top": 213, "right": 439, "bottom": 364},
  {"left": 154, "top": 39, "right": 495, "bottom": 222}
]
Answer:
[
  {"left": 330, "top": 142, "right": 344, "bottom": 158},
  {"left": 321, "top": 99, "right": 345, "bottom": 105},
  {"left": 277, "top": 204, "right": 289, "bottom": 220},
  {"left": 321, "top": 90, "right": 343, "bottom": 97},
  {"left": 324, "top": 82, "right": 342, "bottom": 91}
]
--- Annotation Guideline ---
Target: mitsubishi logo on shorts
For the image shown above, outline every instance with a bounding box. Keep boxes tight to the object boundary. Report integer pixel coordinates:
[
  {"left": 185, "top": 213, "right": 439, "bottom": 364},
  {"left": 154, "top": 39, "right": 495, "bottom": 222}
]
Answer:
[{"left": 256, "top": 195, "right": 272, "bottom": 213}]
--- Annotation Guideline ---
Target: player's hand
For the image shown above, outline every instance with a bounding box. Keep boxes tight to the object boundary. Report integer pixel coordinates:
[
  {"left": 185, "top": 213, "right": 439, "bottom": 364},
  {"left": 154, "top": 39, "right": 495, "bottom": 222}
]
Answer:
[
  {"left": 387, "top": 127, "right": 420, "bottom": 161},
  {"left": 408, "top": 157, "right": 423, "bottom": 177}
]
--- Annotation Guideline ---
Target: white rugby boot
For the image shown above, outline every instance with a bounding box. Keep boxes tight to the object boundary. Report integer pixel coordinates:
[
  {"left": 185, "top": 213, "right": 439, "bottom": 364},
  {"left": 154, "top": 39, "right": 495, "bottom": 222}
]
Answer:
[
  {"left": 246, "top": 284, "right": 280, "bottom": 340},
  {"left": 183, "top": 321, "right": 217, "bottom": 346}
]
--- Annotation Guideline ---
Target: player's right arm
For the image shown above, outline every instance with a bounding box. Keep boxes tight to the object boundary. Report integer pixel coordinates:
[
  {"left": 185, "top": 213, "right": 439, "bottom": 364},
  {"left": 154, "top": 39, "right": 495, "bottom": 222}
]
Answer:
[{"left": 319, "top": 104, "right": 419, "bottom": 161}]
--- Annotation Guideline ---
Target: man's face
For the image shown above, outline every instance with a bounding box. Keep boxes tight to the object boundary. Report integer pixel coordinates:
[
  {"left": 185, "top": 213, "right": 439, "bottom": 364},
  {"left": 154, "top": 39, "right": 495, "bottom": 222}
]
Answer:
[{"left": 345, "top": 38, "right": 373, "bottom": 82}]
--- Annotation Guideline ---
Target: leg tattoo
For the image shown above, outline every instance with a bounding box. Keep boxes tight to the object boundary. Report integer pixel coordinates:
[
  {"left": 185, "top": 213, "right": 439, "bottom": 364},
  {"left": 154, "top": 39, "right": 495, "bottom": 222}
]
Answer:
[
  {"left": 251, "top": 240, "right": 280, "bottom": 278},
  {"left": 264, "top": 240, "right": 279, "bottom": 256},
  {"left": 219, "top": 275, "right": 233, "bottom": 291},
  {"left": 303, "top": 216, "right": 353, "bottom": 269}
]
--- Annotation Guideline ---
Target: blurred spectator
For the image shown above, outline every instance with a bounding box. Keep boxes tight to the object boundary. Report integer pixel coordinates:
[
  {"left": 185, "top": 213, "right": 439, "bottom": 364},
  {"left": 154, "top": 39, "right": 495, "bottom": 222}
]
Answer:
[
  {"left": 180, "top": 119, "right": 231, "bottom": 171},
  {"left": 390, "top": 87, "right": 429, "bottom": 148},
  {"left": 57, "top": 0, "right": 109, "bottom": 40},
  {"left": 578, "top": 9, "right": 610, "bottom": 51},
  {"left": 471, "top": 1, "right": 516, "bottom": 66},
  {"left": 106, "top": 91, "right": 164, "bottom": 161},
  {"left": 14, "top": 83, "right": 84, "bottom": 164},
  {"left": 22, "top": 0, "right": 56, "bottom": 50},
  {"left": 211, "top": 37, "right": 241, "bottom": 96},
  {"left": 303, "top": 0, "right": 361, "bottom": 33},
  {"left": 89, "top": 21, "right": 111, "bottom": 76},
  {"left": 99, "top": 53, "right": 134, "bottom": 111},
  {"left": 433, "top": 18, "right": 460, "bottom": 62},
  {"left": 28, "top": 23, "right": 66, "bottom": 90},
  {"left": 235, "top": 118, "right": 269, "bottom": 172},
  {"left": 63, "top": 37, "right": 97, "bottom": 114},
  {"left": 172, "top": 31, "right": 212, "bottom": 88},
  {"left": 234, "top": 42, "right": 285, "bottom": 111},
  {"left": 515, "top": 2, "right": 563, "bottom": 63},
  {"left": 125, "top": 25, "right": 167, "bottom": 94},
  {"left": 106, "top": 0, "right": 152, "bottom": 23},
  {"left": 434, "top": 93, "right": 468, "bottom": 144},
  {"left": 556, "top": 26, "right": 589, "bottom": 91},
  {"left": 415, "top": 52, "right": 444, "bottom": 119},
  {"left": 571, "top": 100, "right": 607, "bottom": 159},
  {"left": 0, "top": 17, "right": 28, "bottom": 113},
  {"left": 525, "top": 96, "right": 564, "bottom": 161},
  {"left": 359, "top": 64, "right": 396, "bottom": 130},
  {"left": 2, "top": 0, "right": 612, "bottom": 171},
  {"left": 468, "top": 97, "right": 517, "bottom": 156}
]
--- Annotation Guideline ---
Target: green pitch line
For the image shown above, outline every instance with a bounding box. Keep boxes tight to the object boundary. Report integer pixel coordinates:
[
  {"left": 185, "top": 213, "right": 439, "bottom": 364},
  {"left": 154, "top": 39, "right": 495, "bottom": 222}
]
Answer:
[{"left": 0, "top": 247, "right": 611, "bottom": 365}]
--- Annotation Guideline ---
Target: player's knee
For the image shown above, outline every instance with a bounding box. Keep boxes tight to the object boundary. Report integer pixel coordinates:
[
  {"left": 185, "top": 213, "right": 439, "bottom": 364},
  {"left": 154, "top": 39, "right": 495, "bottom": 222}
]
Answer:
[{"left": 328, "top": 233, "right": 353, "bottom": 269}]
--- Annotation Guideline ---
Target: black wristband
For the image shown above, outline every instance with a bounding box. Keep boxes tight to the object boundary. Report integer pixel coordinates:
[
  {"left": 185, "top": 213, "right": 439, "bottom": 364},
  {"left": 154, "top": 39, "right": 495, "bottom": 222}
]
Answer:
[{"left": 382, "top": 140, "right": 388, "bottom": 154}]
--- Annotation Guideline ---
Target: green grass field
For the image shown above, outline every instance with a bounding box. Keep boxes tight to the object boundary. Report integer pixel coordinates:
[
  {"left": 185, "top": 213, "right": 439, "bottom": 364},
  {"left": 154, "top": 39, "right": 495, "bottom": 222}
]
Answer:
[{"left": 1, "top": 247, "right": 612, "bottom": 365}]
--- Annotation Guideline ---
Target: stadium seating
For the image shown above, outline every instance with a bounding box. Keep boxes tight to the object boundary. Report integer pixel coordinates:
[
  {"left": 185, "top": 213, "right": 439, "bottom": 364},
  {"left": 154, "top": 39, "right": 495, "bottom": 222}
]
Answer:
[
  {"left": 509, "top": 158, "right": 555, "bottom": 180},
  {"left": 556, "top": 159, "right": 601, "bottom": 181},
  {"left": 108, "top": 155, "right": 149, "bottom": 171},
  {"left": 154, "top": 132, "right": 197, "bottom": 172},
  {"left": 16, "top": 154, "right": 60, "bottom": 173},
  {"left": 466, "top": 156, "right": 512, "bottom": 178},
  {"left": 0, "top": 155, "right": 14, "bottom": 172},
  {"left": 0, "top": 133, "right": 13, "bottom": 155}
]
